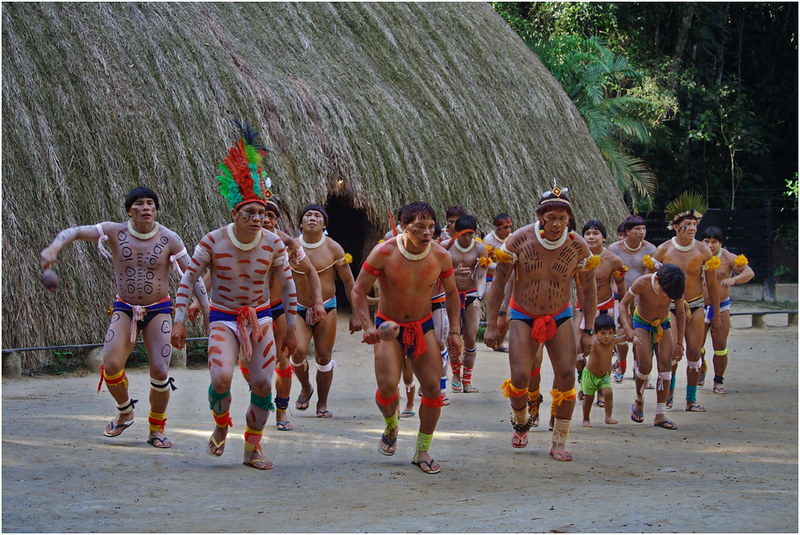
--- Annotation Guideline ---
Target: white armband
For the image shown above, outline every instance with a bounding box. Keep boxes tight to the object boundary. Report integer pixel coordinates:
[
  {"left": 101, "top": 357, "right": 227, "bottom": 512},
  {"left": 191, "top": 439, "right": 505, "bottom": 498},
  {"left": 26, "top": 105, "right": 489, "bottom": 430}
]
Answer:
[{"left": 96, "top": 224, "right": 112, "bottom": 259}]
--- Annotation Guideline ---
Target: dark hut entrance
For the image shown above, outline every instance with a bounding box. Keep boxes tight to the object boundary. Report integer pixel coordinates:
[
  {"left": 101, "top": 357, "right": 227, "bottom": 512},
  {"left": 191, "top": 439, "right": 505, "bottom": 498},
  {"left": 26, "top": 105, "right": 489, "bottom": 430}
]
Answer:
[{"left": 324, "top": 194, "right": 370, "bottom": 312}]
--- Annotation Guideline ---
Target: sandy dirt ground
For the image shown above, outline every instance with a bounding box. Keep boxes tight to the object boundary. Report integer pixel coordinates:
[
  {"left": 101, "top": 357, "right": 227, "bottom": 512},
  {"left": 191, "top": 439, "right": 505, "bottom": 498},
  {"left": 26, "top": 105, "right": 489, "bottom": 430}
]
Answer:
[{"left": 2, "top": 310, "right": 797, "bottom": 533}]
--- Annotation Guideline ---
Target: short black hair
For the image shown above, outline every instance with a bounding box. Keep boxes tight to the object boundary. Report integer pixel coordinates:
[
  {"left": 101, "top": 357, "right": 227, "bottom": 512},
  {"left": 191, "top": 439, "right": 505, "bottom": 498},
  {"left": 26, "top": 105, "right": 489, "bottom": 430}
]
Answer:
[
  {"left": 455, "top": 214, "right": 477, "bottom": 232},
  {"left": 433, "top": 221, "right": 442, "bottom": 238},
  {"left": 445, "top": 205, "right": 466, "bottom": 219},
  {"left": 124, "top": 186, "right": 160, "bottom": 212},
  {"left": 702, "top": 226, "right": 724, "bottom": 243},
  {"left": 657, "top": 264, "right": 686, "bottom": 301},
  {"left": 594, "top": 313, "right": 616, "bottom": 333},
  {"left": 265, "top": 200, "right": 280, "bottom": 217},
  {"left": 582, "top": 220, "right": 607, "bottom": 239},
  {"left": 621, "top": 215, "right": 646, "bottom": 232},
  {"left": 401, "top": 201, "right": 437, "bottom": 225},
  {"left": 298, "top": 204, "right": 328, "bottom": 226},
  {"left": 493, "top": 213, "right": 512, "bottom": 225}
]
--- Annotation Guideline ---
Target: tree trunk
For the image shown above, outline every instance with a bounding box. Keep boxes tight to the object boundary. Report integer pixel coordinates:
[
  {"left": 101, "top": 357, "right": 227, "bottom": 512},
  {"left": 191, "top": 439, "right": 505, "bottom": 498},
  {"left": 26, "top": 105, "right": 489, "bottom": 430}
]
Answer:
[{"left": 673, "top": 4, "right": 696, "bottom": 64}]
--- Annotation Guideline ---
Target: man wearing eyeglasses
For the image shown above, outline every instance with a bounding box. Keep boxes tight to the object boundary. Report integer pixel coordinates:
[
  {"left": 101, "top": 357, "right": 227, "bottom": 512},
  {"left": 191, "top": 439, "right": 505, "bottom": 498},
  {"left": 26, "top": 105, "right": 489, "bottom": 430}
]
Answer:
[
  {"left": 350, "top": 201, "right": 463, "bottom": 474},
  {"left": 171, "top": 198, "right": 298, "bottom": 470}
]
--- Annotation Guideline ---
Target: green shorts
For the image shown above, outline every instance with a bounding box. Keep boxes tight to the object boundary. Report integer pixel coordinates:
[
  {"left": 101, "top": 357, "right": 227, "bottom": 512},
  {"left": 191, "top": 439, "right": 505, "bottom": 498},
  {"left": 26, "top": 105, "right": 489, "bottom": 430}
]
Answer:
[{"left": 580, "top": 369, "right": 611, "bottom": 396}]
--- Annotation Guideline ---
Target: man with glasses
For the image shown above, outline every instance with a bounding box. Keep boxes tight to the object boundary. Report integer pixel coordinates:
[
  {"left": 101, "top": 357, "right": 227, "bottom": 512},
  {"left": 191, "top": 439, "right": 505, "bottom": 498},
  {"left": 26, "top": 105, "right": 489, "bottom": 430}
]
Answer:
[
  {"left": 172, "top": 127, "right": 298, "bottom": 470},
  {"left": 351, "top": 201, "right": 463, "bottom": 474},
  {"left": 40, "top": 186, "right": 209, "bottom": 449}
]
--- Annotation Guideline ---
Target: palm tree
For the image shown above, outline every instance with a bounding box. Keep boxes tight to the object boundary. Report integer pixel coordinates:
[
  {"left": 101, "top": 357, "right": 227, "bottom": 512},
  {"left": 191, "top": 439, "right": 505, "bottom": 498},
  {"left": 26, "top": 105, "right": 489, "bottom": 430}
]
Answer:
[{"left": 530, "top": 35, "right": 666, "bottom": 209}]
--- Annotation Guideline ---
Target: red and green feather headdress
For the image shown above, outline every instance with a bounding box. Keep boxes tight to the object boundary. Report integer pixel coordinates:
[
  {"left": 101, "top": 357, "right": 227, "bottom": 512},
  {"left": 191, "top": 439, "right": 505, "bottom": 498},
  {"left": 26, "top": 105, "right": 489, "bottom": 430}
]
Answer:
[{"left": 217, "top": 121, "right": 273, "bottom": 211}]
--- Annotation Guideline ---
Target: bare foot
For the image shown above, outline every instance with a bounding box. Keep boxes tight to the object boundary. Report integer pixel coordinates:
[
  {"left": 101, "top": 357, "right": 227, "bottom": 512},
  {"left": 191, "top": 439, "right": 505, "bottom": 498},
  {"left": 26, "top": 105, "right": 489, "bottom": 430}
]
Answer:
[
  {"left": 605, "top": 417, "right": 619, "bottom": 425},
  {"left": 582, "top": 420, "right": 592, "bottom": 427}
]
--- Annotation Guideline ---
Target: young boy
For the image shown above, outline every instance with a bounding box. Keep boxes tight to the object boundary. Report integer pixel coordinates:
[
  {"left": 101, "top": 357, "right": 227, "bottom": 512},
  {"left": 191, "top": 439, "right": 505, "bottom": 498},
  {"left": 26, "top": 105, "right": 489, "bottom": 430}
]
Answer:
[
  {"left": 618, "top": 264, "right": 686, "bottom": 430},
  {"left": 580, "top": 314, "right": 623, "bottom": 427}
]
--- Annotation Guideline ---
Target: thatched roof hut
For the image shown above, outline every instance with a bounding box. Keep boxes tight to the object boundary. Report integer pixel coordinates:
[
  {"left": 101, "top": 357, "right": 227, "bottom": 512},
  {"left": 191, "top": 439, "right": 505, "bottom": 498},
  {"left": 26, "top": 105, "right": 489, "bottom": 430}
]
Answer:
[{"left": 2, "top": 2, "right": 627, "bottom": 368}]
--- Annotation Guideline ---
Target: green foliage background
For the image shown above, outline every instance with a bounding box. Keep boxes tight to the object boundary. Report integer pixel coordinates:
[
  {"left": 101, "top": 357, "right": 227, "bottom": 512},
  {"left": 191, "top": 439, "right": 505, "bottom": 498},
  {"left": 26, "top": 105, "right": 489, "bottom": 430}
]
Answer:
[{"left": 494, "top": 2, "right": 798, "bottom": 228}]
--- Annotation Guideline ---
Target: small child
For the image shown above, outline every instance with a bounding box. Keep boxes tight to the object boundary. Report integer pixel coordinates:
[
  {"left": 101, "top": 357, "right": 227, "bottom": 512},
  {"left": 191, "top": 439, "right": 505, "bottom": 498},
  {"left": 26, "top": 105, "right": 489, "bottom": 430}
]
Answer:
[{"left": 580, "top": 314, "right": 624, "bottom": 427}]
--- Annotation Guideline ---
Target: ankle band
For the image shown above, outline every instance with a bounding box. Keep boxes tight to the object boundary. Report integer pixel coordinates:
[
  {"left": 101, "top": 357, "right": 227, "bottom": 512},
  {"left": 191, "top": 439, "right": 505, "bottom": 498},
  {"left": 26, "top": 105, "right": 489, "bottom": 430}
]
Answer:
[
  {"left": 415, "top": 432, "right": 433, "bottom": 453},
  {"left": 275, "top": 396, "right": 290, "bottom": 412},
  {"left": 148, "top": 411, "right": 167, "bottom": 432}
]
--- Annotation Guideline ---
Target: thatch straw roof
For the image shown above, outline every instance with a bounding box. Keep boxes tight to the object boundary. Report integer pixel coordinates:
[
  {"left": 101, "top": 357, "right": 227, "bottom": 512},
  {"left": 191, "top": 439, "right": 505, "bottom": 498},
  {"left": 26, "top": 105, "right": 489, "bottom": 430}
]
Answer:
[{"left": 2, "top": 2, "right": 627, "bottom": 368}]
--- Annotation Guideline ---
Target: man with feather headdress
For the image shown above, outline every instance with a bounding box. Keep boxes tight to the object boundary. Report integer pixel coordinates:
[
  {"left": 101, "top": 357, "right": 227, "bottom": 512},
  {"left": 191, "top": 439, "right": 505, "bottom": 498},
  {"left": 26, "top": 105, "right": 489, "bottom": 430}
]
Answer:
[
  {"left": 647, "top": 191, "right": 721, "bottom": 414},
  {"left": 171, "top": 122, "right": 297, "bottom": 470}
]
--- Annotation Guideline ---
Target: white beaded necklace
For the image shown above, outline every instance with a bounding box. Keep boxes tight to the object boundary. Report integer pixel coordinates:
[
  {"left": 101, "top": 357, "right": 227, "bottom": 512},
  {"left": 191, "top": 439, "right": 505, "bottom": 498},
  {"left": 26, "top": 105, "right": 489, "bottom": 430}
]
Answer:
[
  {"left": 453, "top": 237, "right": 475, "bottom": 253},
  {"left": 622, "top": 238, "right": 643, "bottom": 252},
  {"left": 397, "top": 235, "right": 431, "bottom": 261},
  {"left": 534, "top": 220, "right": 568, "bottom": 250},
  {"left": 127, "top": 221, "right": 159, "bottom": 240},
  {"left": 671, "top": 237, "right": 695, "bottom": 252},
  {"left": 299, "top": 234, "right": 326, "bottom": 249},
  {"left": 227, "top": 223, "right": 260, "bottom": 251},
  {"left": 651, "top": 274, "right": 661, "bottom": 295}
]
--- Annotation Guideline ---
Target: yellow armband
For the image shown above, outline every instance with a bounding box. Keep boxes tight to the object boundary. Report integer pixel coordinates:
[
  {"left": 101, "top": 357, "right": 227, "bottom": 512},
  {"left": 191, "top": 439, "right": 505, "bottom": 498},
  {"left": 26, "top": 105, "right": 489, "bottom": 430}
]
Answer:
[
  {"left": 582, "top": 254, "right": 601, "bottom": 271},
  {"left": 494, "top": 248, "right": 517, "bottom": 264},
  {"left": 612, "top": 265, "right": 629, "bottom": 280},
  {"left": 643, "top": 255, "right": 656, "bottom": 270},
  {"left": 477, "top": 256, "right": 492, "bottom": 268},
  {"left": 704, "top": 256, "right": 721, "bottom": 271},
  {"left": 734, "top": 254, "right": 749, "bottom": 268}
]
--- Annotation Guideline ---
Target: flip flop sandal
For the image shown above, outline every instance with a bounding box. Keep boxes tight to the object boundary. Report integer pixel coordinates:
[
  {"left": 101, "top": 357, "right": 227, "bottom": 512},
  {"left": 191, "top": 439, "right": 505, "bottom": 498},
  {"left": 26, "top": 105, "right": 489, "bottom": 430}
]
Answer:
[
  {"left": 378, "top": 431, "right": 397, "bottom": 456},
  {"left": 630, "top": 403, "right": 644, "bottom": 423},
  {"left": 411, "top": 458, "right": 441, "bottom": 474},
  {"left": 295, "top": 389, "right": 314, "bottom": 411},
  {"left": 511, "top": 430, "right": 529, "bottom": 449},
  {"left": 654, "top": 419, "right": 678, "bottom": 430},
  {"left": 146, "top": 436, "right": 172, "bottom": 448},
  {"left": 103, "top": 418, "right": 134, "bottom": 437},
  {"left": 276, "top": 420, "right": 293, "bottom": 431},
  {"left": 206, "top": 434, "right": 226, "bottom": 457},
  {"left": 549, "top": 450, "right": 573, "bottom": 462},
  {"left": 400, "top": 410, "right": 416, "bottom": 418}
]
